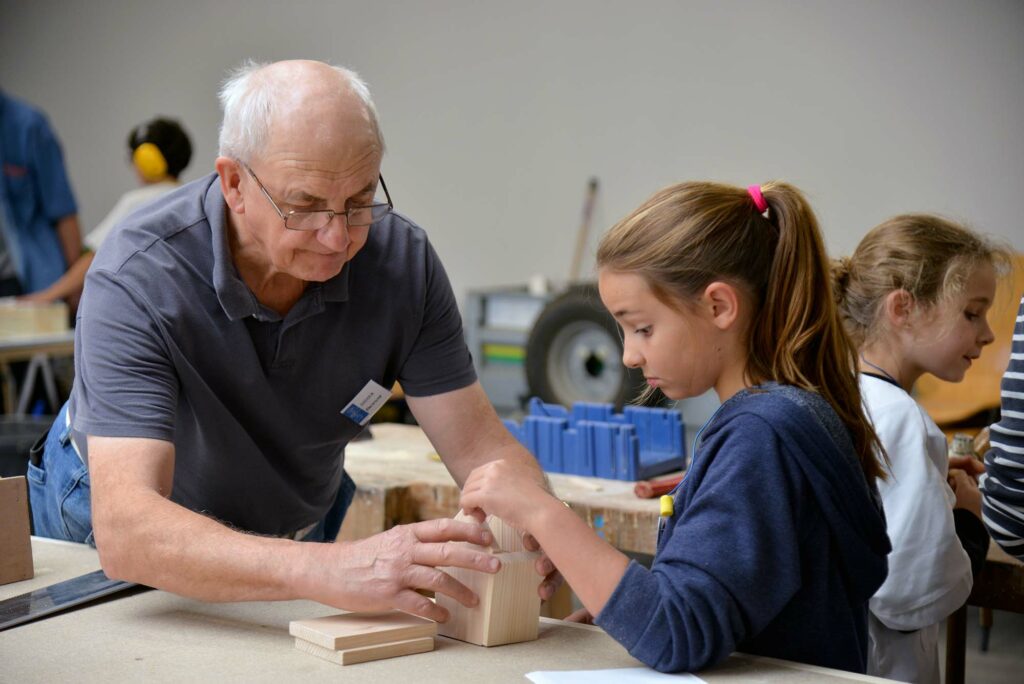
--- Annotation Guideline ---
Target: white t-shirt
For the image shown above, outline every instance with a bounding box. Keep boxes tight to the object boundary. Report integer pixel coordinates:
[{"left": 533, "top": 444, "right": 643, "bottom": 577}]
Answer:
[
  {"left": 84, "top": 180, "right": 180, "bottom": 251},
  {"left": 861, "top": 374, "right": 973, "bottom": 684}
]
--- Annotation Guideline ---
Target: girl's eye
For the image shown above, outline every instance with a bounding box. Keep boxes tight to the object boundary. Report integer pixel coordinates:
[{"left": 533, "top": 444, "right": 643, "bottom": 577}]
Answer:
[
  {"left": 964, "top": 311, "right": 980, "bottom": 321},
  {"left": 635, "top": 326, "right": 652, "bottom": 336}
]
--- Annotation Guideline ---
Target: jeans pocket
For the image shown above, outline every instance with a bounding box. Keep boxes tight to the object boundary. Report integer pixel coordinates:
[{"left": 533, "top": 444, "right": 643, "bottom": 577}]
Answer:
[
  {"left": 26, "top": 459, "right": 46, "bottom": 486},
  {"left": 59, "top": 464, "right": 94, "bottom": 544}
]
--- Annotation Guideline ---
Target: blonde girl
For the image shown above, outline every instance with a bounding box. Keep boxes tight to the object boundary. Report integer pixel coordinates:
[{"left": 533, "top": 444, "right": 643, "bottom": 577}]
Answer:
[{"left": 834, "top": 215, "right": 1007, "bottom": 684}]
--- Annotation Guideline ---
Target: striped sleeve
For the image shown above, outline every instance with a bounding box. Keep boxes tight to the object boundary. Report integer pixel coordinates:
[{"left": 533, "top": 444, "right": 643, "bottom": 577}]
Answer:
[{"left": 980, "top": 294, "right": 1024, "bottom": 561}]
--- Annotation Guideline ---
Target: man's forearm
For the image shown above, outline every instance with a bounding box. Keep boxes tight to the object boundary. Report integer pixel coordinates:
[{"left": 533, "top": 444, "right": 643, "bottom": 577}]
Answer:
[{"left": 95, "top": 488, "right": 313, "bottom": 602}]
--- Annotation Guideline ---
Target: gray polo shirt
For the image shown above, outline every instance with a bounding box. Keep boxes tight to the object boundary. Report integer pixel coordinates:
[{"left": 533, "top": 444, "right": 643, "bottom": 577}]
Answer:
[{"left": 70, "top": 173, "right": 476, "bottom": 536}]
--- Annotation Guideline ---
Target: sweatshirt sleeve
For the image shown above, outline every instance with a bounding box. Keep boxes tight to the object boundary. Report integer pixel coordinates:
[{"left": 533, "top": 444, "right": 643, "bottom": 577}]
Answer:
[
  {"left": 595, "top": 413, "right": 804, "bottom": 672},
  {"left": 981, "top": 294, "right": 1024, "bottom": 561},
  {"left": 866, "top": 392, "right": 972, "bottom": 630}
]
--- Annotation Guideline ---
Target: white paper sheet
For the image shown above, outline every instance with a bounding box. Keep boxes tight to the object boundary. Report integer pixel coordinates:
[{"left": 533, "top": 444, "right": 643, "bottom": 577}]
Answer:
[{"left": 526, "top": 667, "right": 707, "bottom": 683}]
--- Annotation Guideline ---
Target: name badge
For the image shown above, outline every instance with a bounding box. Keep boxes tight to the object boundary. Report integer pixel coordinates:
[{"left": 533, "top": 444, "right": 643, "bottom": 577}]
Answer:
[{"left": 340, "top": 380, "right": 391, "bottom": 425}]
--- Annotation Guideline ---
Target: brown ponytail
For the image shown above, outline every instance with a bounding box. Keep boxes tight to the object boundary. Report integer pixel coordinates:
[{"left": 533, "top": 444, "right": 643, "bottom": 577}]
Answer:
[{"left": 597, "top": 181, "right": 885, "bottom": 481}]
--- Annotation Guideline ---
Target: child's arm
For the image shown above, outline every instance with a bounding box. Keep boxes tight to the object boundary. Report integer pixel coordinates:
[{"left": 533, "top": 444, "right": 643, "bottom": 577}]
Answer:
[
  {"left": 867, "top": 398, "right": 974, "bottom": 630},
  {"left": 948, "top": 469, "right": 989, "bottom": 577},
  {"left": 460, "top": 459, "right": 630, "bottom": 616},
  {"left": 462, "top": 411, "right": 820, "bottom": 674}
]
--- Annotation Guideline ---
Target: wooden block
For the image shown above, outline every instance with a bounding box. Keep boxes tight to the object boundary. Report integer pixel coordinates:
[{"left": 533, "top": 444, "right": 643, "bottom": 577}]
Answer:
[
  {"left": 453, "top": 509, "right": 526, "bottom": 553},
  {"left": 294, "top": 636, "right": 434, "bottom": 666},
  {"left": 0, "top": 476, "right": 34, "bottom": 586},
  {"left": 289, "top": 611, "right": 437, "bottom": 651},
  {"left": 437, "top": 548, "right": 542, "bottom": 647}
]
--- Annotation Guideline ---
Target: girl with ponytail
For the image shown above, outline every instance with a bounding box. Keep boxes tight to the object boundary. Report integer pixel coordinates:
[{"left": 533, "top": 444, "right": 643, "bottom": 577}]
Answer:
[{"left": 460, "top": 180, "right": 891, "bottom": 674}]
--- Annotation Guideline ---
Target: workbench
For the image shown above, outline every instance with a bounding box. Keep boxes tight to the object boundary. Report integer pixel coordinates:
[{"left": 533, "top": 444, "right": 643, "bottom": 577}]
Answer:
[
  {"left": 0, "top": 538, "right": 898, "bottom": 683},
  {"left": 340, "top": 423, "right": 662, "bottom": 555},
  {"left": 944, "top": 542, "right": 1024, "bottom": 684},
  {"left": 0, "top": 330, "right": 75, "bottom": 416}
]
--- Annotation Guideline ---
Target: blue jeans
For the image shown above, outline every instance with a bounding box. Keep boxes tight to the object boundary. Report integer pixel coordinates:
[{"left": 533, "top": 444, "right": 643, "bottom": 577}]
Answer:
[
  {"left": 28, "top": 402, "right": 93, "bottom": 544},
  {"left": 28, "top": 401, "right": 356, "bottom": 545}
]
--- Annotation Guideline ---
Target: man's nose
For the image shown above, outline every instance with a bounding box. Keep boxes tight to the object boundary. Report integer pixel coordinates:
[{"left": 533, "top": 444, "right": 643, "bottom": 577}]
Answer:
[{"left": 316, "top": 214, "right": 350, "bottom": 251}]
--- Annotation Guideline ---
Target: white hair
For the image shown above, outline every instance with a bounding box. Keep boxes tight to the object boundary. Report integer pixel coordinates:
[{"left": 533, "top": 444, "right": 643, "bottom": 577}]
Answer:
[{"left": 217, "top": 60, "right": 384, "bottom": 161}]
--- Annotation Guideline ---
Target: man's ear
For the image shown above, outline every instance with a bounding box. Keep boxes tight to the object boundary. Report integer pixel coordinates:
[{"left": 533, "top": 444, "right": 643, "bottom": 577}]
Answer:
[
  {"left": 702, "top": 281, "right": 741, "bottom": 331},
  {"left": 215, "top": 157, "right": 245, "bottom": 214},
  {"left": 883, "top": 289, "right": 915, "bottom": 328}
]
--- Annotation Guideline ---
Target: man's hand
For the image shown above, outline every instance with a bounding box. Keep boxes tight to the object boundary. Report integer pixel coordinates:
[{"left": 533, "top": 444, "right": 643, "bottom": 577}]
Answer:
[{"left": 307, "top": 518, "right": 501, "bottom": 623}]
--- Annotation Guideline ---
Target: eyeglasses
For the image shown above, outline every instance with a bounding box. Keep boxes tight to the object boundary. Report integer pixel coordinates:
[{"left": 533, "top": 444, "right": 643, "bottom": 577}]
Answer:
[{"left": 243, "top": 163, "right": 393, "bottom": 231}]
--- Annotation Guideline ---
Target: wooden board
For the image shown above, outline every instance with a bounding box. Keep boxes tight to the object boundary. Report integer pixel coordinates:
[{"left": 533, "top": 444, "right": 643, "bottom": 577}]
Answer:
[
  {"left": 437, "top": 549, "right": 541, "bottom": 647},
  {"left": 289, "top": 611, "right": 437, "bottom": 651},
  {"left": 294, "top": 636, "right": 434, "bottom": 666},
  {"left": 0, "top": 476, "right": 34, "bottom": 585}
]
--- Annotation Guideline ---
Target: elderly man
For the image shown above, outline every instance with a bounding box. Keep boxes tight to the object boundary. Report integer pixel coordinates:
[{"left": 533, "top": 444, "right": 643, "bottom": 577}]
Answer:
[{"left": 28, "top": 60, "right": 552, "bottom": 621}]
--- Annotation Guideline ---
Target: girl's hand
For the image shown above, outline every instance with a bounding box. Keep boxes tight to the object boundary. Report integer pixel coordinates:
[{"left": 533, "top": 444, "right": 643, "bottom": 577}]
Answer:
[
  {"left": 948, "top": 468, "right": 983, "bottom": 519},
  {"left": 948, "top": 455, "right": 986, "bottom": 483},
  {"left": 564, "top": 608, "right": 594, "bottom": 624},
  {"left": 460, "top": 459, "right": 557, "bottom": 534}
]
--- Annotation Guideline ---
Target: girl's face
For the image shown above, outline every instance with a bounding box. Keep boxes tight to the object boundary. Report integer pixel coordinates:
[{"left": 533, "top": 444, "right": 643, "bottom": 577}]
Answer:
[
  {"left": 904, "top": 261, "right": 997, "bottom": 384},
  {"left": 598, "top": 270, "right": 727, "bottom": 401}
]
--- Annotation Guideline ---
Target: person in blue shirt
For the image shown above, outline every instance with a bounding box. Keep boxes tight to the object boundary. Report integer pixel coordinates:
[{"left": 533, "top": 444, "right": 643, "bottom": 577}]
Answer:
[
  {"left": 0, "top": 89, "right": 81, "bottom": 296},
  {"left": 460, "top": 181, "right": 891, "bottom": 674}
]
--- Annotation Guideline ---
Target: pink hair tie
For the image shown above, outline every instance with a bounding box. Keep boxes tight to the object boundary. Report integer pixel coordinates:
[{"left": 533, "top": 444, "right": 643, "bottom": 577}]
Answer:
[{"left": 747, "top": 185, "right": 769, "bottom": 217}]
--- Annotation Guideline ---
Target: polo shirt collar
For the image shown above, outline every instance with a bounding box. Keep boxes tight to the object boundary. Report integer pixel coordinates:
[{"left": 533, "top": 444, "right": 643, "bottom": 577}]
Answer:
[{"left": 205, "top": 175, "right": 350, "bottom": 322}]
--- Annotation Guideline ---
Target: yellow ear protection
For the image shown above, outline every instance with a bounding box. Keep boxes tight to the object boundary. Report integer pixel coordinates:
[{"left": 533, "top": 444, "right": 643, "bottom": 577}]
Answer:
[{"left": 132, "top": 142, "right": 168, "bottom": 182}]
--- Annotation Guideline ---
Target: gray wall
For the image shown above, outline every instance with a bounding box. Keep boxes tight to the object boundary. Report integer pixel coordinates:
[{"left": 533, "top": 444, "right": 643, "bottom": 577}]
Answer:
[{"left": 2, "top": 0, "right": 1022, "bottom": 304}]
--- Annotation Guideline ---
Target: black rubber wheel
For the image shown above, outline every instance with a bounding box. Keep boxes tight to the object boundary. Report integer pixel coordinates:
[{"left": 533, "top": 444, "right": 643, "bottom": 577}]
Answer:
[{"left": 525, "top": 285, "right": 645, "bottom": 409}]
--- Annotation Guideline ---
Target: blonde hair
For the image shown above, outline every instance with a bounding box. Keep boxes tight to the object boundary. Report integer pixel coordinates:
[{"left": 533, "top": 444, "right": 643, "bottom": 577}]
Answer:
[
  {"left": 597, "top": 181, "right": 885, "bottom": 481},
  {"left": 833, "top": 214, "right": 1010, "bottom": 348}
]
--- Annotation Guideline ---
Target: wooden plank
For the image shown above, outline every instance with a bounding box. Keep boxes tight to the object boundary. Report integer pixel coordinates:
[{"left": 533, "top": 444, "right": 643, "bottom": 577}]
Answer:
[
  {"left": 294, "top": 636, "right": 434, "bottom": 666},
  {"left": 0, "top": 475, "right": 34, "bottom": 586},
  {"left": 289, "top": 611, "right": 437, "bottom": 651}
]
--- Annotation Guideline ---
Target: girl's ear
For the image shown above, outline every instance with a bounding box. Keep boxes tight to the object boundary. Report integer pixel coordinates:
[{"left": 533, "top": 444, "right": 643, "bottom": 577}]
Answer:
[
  {"left": 703, "top": 281, "right": 741, "bottom": 331},
  {"left": 883, "top": 289, "right": 915, "bottom": 328}
]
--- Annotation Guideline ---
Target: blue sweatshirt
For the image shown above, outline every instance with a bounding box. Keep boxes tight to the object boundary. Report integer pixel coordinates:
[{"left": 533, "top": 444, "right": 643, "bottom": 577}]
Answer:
[{"left": 595, "top": 383, "right": 891, "bottom": 673}]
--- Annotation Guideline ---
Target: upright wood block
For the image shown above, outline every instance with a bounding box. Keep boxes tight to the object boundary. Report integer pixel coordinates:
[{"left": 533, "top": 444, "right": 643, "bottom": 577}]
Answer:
[
  {"left": 0, "top": 476, "right": 34, "bottom": 585},
  {"left": 437, "top": 512, "right": 542, "bottom": 646}
]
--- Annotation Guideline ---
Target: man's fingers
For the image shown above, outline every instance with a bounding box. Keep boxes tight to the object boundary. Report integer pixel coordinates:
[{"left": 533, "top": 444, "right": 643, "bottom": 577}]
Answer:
[
  {"left": 412, "top": 542, "right": 501, "bottom": 573},
  {"left": 393, "top": 588, "right": 450, "bottom": 623},
  {"left": 413, "top": 518, "right": 493, "bottom": 547},
  {"left": 405, "top": 565, "right": 480, "bottom": 608}
]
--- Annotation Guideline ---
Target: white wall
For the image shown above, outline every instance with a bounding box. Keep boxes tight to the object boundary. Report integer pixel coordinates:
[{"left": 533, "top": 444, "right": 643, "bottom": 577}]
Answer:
[{"left": 2, "top": 0, "right": 1022, "bottom": 303}]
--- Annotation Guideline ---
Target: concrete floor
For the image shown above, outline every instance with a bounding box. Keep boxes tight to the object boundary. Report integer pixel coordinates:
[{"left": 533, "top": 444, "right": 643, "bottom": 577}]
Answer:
[{"left": 939, "top": 607, "right": 1024, "bottom": 684}]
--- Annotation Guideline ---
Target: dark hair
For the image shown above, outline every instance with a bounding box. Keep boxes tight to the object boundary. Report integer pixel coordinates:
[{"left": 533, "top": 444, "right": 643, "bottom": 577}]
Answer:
[
  {"left": 597, "top": 180, "right": 885, "bottom": 481},
  {"left": 128, "top": 117, "right": 193, "bottom": 178}
]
